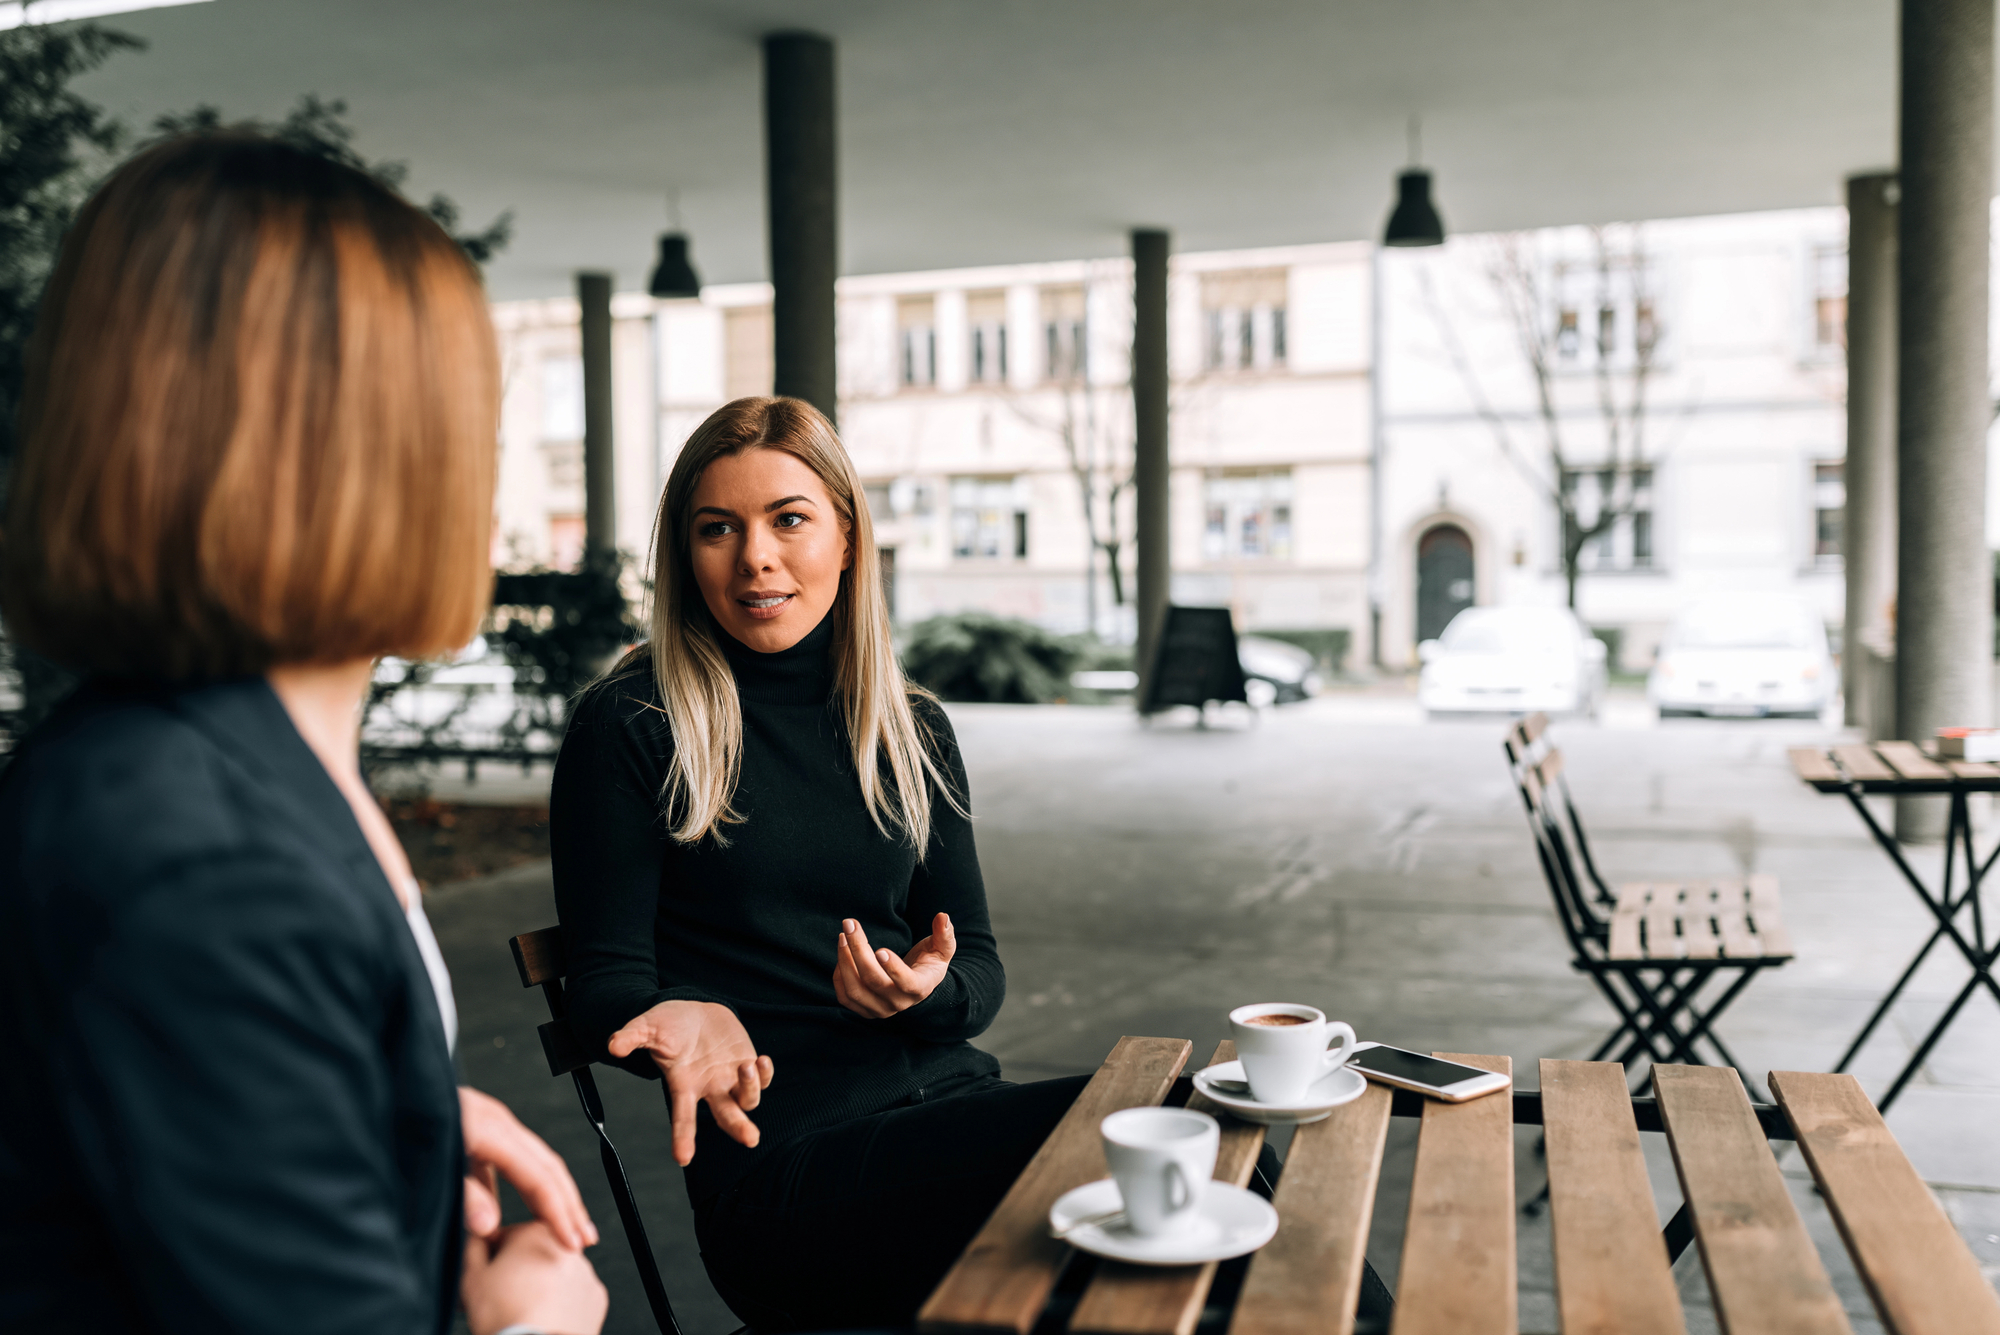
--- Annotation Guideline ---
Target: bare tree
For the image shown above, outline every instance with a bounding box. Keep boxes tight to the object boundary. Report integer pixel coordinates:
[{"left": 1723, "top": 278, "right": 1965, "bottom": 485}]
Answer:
[
  {"left": 1419, "top": 224, "right": 1662, "bottom": 609},
  {"left": 1003, "top": 375, "right": 1133, "bottom": 636}
]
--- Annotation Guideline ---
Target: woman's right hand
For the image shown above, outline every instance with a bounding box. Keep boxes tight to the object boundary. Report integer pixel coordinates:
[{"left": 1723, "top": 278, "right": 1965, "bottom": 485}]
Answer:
[
  {"left": 608, "top": 1000, "right": 773, "bottom": 1166},
  {"left": 461, "top": 1221, "right": 608, "bottom": 1335}
]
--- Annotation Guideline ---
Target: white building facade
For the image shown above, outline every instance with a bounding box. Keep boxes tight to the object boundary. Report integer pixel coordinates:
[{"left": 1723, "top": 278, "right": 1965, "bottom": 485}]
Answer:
[
  {"left": 1378, "top": 208, "right": 1851, "bottom": 671},
  {"left": 489, "top": 207, "right": 1875, "bottom": 674}
]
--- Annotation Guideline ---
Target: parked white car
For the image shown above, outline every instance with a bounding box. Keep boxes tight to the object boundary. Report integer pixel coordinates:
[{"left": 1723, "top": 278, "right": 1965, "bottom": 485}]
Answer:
[
  {"left": 1418, "top": 606, "right": 1607, "bottom": 720},
  {"left": 1650, "top": 594, "right": 1834, "bottom": 719}
]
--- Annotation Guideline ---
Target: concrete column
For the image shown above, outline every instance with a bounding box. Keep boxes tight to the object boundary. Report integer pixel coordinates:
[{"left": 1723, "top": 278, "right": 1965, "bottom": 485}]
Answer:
[
  {"left": 1133, "top": 228, "right": 1171, "bottom": 694},
  {"left": 578, "top": 271, "right": 616, "bottom": 560},
  {"left": 1845, "top": 172, "right": 1897, "bottom": 733},
  {"left": 1895, "top": 0, "right": 1993, "bottom": 840},
  {"left": 763, "top": 31, "right": 838, "bottom": 422}
]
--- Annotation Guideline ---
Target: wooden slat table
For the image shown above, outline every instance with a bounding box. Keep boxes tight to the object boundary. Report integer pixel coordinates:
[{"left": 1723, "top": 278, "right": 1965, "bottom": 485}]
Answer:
[
  {"left": 1788, "top": 741, "right": 2000, "bottom": 1111},
  {"left": 921, "top": 1039, "right": 2000, "bottom": 1335}
]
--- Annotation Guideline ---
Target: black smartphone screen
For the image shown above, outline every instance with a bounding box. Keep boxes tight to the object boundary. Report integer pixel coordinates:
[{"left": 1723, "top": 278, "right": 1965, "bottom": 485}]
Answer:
[{"left": 1350, "top": 1047, "right": 1496, "bottom": 1089}]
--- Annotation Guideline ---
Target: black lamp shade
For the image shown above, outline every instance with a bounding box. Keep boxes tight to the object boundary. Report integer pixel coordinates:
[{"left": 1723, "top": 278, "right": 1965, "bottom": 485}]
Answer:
[
  {"left": 1383, "top": 170, "right": 1446, "bottom": 248},
  {"left": 648, "top": 233, "right": 702, "bottom": 298}
]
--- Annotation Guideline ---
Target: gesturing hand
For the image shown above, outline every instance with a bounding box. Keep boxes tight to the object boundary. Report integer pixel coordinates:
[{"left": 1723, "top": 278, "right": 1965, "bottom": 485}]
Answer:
[
  {"left": 608, "top": 1000, "right": 773, "bottom": 1166},
  {"left": 833, "top": 913, "right": 956, "bottom": 1019},
  {"left": 460, "top": 1087, "right": 598, "bottom": 1250}
]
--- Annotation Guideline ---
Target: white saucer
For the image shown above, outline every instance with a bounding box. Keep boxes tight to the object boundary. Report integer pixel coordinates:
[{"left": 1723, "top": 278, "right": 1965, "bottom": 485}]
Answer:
[
  {"left": 1048, "top": 1178, "right": 1279, "bottom": 1265},
  {"left": 1192, "top": 1060, "right": 1368, "bottom": 1125}
]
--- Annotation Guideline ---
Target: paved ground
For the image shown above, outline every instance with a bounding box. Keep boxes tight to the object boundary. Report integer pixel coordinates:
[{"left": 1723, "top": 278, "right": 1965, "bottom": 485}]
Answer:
[{"left": 427, "top": 688, "right": 2000, "bottom": 1335}]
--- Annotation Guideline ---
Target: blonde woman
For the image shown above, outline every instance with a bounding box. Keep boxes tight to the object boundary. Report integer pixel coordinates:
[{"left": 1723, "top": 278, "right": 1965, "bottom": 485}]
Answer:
[{"left": 552, "top": 397, "right": 1087, "bottom": 1330}]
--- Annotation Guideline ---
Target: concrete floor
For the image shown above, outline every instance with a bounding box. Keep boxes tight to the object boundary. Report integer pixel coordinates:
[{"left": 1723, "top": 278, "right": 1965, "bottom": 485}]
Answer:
[{"left": 427, "top": 690, "right": 2000, "bottom": 1335}]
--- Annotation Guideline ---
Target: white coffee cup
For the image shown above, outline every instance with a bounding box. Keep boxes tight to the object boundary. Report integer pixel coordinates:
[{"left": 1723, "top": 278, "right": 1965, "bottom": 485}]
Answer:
[
  {"left": 1100, "top": 1107, "right": 1219, "bottom": 1237},
  {"left": 1228, "top": 1003, "right": 1359, "bottom": 1105}
]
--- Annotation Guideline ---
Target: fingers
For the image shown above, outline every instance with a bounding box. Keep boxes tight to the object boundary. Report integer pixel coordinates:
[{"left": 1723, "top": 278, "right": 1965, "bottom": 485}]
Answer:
[
  {"left": 733, "top": 1060, "right": 762, "bottom": 1112},
  {"left": 606, "top": 1019, "right": 646, "bottom": 1060},
  {"left": 705, "top": 1086, "right": 762, "bottom": 1150},
  {"left": 843, "top": 920, "right": 899, "bottom": 992},
  {"left": 460, "top": 1088, "right": 598, "bottom": 1251},
  {"left": 873, "top": 946, "right": 926, "bottom": 994},
  {"left": 757, "top": 1054, "right": 774, "bottom": 1088},
  {"left": 933, "top": 912, "right": 957, "bottom": 962},
  {"left": 833, "top": 934, "right": 893, "bottom": 1017},
  {"left": 668, "top": 1079, "right": 700, "bottom": 1167},
  {"left": 464, "top": 1169, "right": 502, "bottom": 1240}
]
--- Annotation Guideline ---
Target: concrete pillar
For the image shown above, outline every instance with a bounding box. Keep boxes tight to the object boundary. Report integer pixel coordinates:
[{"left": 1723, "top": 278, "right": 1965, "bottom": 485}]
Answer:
[
  {"left": 1133, "top": 228, "right": 1171, "bottom": 694},
  {"left": 1844, "top": 172, "right": 1897, "bottom": 732},
  {"left": 763, "top": 31, "right": 838, "bottom": 422},
  {"left": 578, "top": 270, "right": 616, "bottom": 560},
  {"left": 1895, "top": 0, "right": 1993, "bottom": 840}
]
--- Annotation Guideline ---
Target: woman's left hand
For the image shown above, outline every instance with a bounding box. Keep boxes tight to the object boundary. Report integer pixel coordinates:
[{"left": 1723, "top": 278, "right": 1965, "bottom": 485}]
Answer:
[
  {"left": 460, "top": 1087, "right": 599, "bottom": 1252},
  {"left": 832, "top": 913, "right": 955, "bottom": 1018}
]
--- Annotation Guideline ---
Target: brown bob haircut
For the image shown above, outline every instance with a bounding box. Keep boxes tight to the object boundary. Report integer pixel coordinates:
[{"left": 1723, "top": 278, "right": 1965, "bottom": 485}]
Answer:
[{"left": 1, "top": 132, "right": 500, "bottom": 680}]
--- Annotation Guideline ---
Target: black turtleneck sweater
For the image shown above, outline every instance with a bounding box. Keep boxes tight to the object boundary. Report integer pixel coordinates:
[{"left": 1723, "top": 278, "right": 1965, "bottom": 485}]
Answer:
[{"left": 550, "top": 614, "right": 1003, "bottom": 1203}]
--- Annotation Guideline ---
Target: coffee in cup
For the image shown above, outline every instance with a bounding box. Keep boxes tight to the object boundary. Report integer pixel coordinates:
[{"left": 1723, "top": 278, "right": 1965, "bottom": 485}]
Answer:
[
  {"left": 1228, "top": 1003, "right": 1358, "bottom": 1105},
  {"left": 1100, "top": 1106, "right": 1219, "bottom": 1237}
]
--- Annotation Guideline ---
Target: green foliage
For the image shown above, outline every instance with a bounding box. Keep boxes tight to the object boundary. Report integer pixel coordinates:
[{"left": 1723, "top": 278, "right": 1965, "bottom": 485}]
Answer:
[
  {"left": 490, "top": 551, "right": 642, "bottom": 713},
  {"left": 901, "top": 612, "right": 1084, "bottom": 704},
  {"left": 1247, "top": 628, "right": 1352, "bottom": 677},
  {"left": 1589, "top": 626, "right": 1623, "bottom": 673},
  {"left": 148, "top": 95, "right": 514, "bottom": 261},
  {"left": 0, "top": 21, "right": 141, "bottom": 468}
]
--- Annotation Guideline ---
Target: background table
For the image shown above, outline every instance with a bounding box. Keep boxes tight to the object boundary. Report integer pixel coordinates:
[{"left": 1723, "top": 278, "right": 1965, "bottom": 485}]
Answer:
[
  {"left": 918, "top": 1035, "right": 2000, "bottom": 1335},
  {"left": 1789, "top": 742, "right": 2000, "bottom": 1110}
]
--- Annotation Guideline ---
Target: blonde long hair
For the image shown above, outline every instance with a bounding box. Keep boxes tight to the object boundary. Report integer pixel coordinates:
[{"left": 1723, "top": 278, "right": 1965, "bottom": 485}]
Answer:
[{"left": 624, "top": 396, "right": 955, "bottom": 848}]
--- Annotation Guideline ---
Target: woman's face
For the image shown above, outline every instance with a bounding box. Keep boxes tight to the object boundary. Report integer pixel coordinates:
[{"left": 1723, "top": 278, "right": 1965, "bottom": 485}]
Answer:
[{"left": 687, "top": 447, "right": 852, "bottom": 654}]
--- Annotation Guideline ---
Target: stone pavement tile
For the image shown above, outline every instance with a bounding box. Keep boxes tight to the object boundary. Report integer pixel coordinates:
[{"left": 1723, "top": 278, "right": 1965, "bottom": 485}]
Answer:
[
  {"left": 1880, "top": 1088, "right": 2000, "bottom": 1189},
  {"left": 1940, "top": 1188, "right": 2000, "bottom": 1293},
  {"left": 1888, "top": 988, "right": 2000, "bottom": 1088}
]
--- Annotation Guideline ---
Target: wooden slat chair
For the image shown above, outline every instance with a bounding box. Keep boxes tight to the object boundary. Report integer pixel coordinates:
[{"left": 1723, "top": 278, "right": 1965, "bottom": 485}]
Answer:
[
  {"left": 509, "top": 926, "right": 685, "bottom": 1335},
  {"left": 1503, "top": 713, "right": 1793, "bottom": 1096}
]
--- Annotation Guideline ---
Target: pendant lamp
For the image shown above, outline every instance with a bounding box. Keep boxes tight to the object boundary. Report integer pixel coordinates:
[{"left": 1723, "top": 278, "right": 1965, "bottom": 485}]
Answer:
[
  {"left": 648, "top": 233, "right": 701, "bottom": 298},
  {"left": 1382, "top": 117, "right": 1446, "bottom": 248}
]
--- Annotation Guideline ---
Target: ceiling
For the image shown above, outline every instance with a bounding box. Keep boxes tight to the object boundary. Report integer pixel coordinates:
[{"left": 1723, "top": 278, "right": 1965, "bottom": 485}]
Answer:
[{"left": 72, "top": 0, "right": 1906, "bottom": 300}]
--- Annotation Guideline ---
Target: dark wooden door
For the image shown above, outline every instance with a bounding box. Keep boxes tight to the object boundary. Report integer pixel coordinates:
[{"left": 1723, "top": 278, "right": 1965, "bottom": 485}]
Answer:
[{"left": 1417, "top": 524, "right": 1475, "bottom": 642}]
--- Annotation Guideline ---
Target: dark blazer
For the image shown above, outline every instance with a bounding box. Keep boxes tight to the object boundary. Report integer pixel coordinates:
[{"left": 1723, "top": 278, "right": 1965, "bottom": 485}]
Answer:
[{"left": 0, "top": 676, "right": 462, "bottom": 1334}]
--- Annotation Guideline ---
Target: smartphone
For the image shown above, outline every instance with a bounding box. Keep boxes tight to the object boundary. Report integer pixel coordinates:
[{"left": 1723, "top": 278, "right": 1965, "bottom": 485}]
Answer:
[{"left": 1348, "top": 1042, "right": 1512, "bottom": 1102}]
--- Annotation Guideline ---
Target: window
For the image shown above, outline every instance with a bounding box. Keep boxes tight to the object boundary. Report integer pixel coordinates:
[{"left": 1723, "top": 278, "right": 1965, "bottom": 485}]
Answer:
[
  {"left": 864, "top": 482, "right": 894, "bottom": 522},
  {"left": 540, "top": 356, "right": 583, "bottom": 440},
  {"left": 1552, "top": 259, "right": 1660, "bottom": 366},
  {"left": 538, "top": 356, "right": 584, "bottom": 494},
  {"left": 1201, "top": 269, "right": 1288, "bottom": 374},
  {"left": 968, "top": 290, "right": 1008, "bottom": 385},
  {"left": 1813, "top": 462, "right": 1845, "bottom": 563},
  {"left": 548, "top": 515, "right": 585, "bottom": 570},
  {"left": 898, "top": 296, "right": 936, "bottom": 388},
  {"left": 1041, "top": 285, "right": 1086, "bottom": 382},
  {"left": 1813, "top": 247, "right": 1848, "bottom": 351},
  {"left": 724, "top": 306, "right": 773, "bottom": 399},
  {"left": 1203, "top": 469, "right": 1293, "bottom": 561},
  {"left": 1555, "top": 308, "right": 1581, "bottom": 359},
  {"left": 950, "top": 476, "right": 1030, "bottom": 559},
  {"left": 1560, "top": 466, "right": 1655, "bottom": 571}
]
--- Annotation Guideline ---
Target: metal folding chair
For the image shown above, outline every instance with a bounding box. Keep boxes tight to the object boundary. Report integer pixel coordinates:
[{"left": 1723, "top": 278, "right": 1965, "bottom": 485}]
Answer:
[
  {"left": 509, "top": 925, "right": 684, "bottom": 1335},
  {"left": 1503, "top": 713, "right": 1792, "bottom": 1098}
]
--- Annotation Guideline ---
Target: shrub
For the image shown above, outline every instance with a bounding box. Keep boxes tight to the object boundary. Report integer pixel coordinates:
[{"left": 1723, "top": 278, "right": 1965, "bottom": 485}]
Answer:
[{"left": 901, "top": 612, "right": 1083, "bottom": 704}]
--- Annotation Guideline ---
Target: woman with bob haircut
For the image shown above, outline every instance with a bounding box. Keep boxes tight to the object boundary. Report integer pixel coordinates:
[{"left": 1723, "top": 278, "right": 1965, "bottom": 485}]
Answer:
[
  {"left": 0, "top": 133, "right": 606, "bottom": 1335},
  {"left": 552, "top": 395, "right": 1085, "bottom": 1330}
]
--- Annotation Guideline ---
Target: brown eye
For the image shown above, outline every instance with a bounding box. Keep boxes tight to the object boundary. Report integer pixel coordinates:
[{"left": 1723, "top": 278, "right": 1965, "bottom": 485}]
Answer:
[{"left": 774, "top": 511, "right": 807, "bottom": 529}]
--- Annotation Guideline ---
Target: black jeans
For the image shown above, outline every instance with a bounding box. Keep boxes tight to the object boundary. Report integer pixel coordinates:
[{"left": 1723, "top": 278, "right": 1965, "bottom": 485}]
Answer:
[{"left": 693, "top": 1074, "right": 1393, "bottom": 1332}]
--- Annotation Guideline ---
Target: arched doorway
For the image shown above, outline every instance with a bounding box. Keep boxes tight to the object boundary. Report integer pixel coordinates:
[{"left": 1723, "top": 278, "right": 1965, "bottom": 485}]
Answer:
[{"left": 1416, "top": 524, "right": 1475, "bottom": 643}]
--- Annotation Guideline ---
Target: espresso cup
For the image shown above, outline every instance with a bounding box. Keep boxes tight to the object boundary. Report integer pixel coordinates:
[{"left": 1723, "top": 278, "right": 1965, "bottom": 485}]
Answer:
[
  {"left": 1100, "top": 1106, "right": 1219, "bottom": 1237},
  {"left": 1228, "top": 1003, "right": 1358, "bottom": 1105}
]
